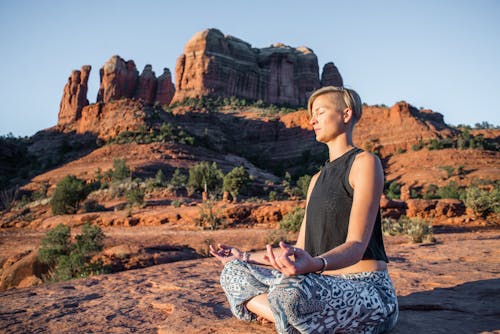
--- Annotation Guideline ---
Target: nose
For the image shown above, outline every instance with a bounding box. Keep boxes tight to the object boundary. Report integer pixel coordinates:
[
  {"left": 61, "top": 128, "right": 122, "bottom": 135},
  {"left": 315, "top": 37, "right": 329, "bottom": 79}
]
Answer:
[{"left": 309, "top": 114, "right": 317, "bottom": 125}]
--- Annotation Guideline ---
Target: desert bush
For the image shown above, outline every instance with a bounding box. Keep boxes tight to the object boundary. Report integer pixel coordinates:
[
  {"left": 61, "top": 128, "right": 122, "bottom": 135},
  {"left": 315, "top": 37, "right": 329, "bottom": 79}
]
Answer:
[
  {"left": 155, "top": 169, "right": 167, "bottom": 187},
  {"left": 82, "top": 199, "right": 107, "bottom": 212},
  {"left": 382, "top": 216, "right": 434, "bottom": 243},
  {"left": 464, "top": 186, "right": 499, "bottom": 216},
  {"left": 0, "top": 186, "right": 19, "bottom": 211},
  {"left": 436, "top": 181, "right": 464, "bottom": 200},
  {"left": 188, "top": 161, "right": 223, "bottom": 194},
  {"left": 111, "top": 159, "right": 131, "bottom": 183},
  {"left": 171, "top": 199, "right": 183, "bottom": 208},
  {"left": 385, "top": 181, "right": 401, "bottom": 200},
  {"left": 411, "top": 142, "right": 423, "bottom": 151},
  {"left": 38, "top": 224, "right": 72, "bottom": 266},
  {"left": 51, "top": 175, "right": 90, "bottom": 215},
  {"left": 268, "top": 191, "right": 279, "bottom": 201},
  {"left": 279, "top": 207, "right": 305, "bottom": 232},
  {"left": 195, "top": 200, "right": 227, "bottom": 230},
  {"left": 223, "top": 166, "right": 250, "bottom": 201},
  {"left": 168, "top": 168, "right": 188, "bottom": 191},
  {"left": 125, "top": 186, "right": 145, "bottom": 207},
  {"left": 422, "top": 184, "right": 439, "bottom": 199},
  {"left": 297, "top": 174, "right": 312, "bottom": 199},
  {"left": 38, "top": 222, "right": 107, "bottom": 281}
]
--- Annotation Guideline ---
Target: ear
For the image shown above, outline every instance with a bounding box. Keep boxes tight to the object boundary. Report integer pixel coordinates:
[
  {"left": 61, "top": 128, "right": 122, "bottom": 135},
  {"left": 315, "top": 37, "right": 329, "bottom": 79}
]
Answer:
[{"left": 342, "top": 108, "right": 353, "bottom": 124}]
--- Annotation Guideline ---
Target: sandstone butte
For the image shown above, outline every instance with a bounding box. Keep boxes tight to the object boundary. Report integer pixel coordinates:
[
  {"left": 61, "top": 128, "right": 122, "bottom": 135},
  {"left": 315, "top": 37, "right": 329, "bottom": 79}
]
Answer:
[
  {"left": 1, "top": 27, "right": 500, "bottom": 333},
  {"left": 58, "top": 28, "right": 342, "bottom": 130}
]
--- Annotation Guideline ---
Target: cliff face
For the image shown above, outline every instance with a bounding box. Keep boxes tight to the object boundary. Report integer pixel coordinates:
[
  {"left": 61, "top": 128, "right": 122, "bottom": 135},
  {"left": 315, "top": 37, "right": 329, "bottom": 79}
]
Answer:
[{"left": 172, "top": 28, "right": 342, "bottom": 106}]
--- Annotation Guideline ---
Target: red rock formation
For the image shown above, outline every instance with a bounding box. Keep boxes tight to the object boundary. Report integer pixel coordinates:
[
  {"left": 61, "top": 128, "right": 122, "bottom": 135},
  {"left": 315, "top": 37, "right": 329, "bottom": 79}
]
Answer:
[
  {"left": 57, "top": 66, "right": 91, "bottom": 125},
  {"left": 321, "top": 62, "right": 343, "bottom": 87},
  {"left": 172, "top": 29, "right": 325, "bottom": 106},
  {"left": 354, "top": 101, "right": 457, "bottom": 156},
  {"left": 97, "top": 55, "right": 139, "bottom": 103},
  {"left": 156, "top": 68, "right": 175, "bottom": 105},
  {"left": 135, "top": 65, "right": 157, "bottom": 104},
  {"left": 76, "top": 99, "right": 147, "bottom": 140}
]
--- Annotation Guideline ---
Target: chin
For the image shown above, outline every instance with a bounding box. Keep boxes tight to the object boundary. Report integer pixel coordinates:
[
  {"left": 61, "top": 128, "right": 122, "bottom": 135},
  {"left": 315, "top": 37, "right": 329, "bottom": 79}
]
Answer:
[{"left": 315, "top": 134, "right": 327, "bottom": 143}]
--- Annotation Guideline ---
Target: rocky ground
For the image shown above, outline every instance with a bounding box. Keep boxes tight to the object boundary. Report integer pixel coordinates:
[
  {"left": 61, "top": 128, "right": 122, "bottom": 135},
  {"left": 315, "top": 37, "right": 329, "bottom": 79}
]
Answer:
[{"left": 0, "top": 227, "right": 499, "bottom": 334}]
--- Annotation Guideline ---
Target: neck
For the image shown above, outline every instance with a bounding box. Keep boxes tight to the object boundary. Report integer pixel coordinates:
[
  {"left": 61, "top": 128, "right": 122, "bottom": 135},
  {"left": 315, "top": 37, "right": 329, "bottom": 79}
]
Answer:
[{"left": 326, "top": 134, "right": 354, "bottom": 161}]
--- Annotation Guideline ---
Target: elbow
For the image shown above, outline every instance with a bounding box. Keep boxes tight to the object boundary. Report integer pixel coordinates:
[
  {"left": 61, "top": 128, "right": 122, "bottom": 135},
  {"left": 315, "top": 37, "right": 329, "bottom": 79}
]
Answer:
[{"left": 348, "top": 241, "right": 367, "bottom": 263}]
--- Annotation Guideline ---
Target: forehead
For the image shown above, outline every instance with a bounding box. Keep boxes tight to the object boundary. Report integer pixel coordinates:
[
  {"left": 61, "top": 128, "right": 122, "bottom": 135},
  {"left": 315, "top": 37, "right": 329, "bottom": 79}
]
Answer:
[{"left": 312, "top": 92, "right": 342, "bottom": 110}]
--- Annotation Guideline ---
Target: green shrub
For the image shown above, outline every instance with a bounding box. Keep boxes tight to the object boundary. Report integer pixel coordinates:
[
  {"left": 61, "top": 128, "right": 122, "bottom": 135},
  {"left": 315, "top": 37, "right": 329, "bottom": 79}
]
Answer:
[
  {"left": 82, "top": 199, "right": 107, "bottom": 212},
  {"left": 223, "top": 166, "right": 250, "bottom": 201},
  {"left": 436, "top": 181, "right": 464, "bottom": 199},
  {"left": 155, "top": 169, "right": 167, "bottom": 187},
  {"left": 385, "top": 181, "right": 401, "bottom": 200},
  {"left": 382, "top": 216, "right": 434, "bottom": 243},
  {"left": 188, "top": 161, "right": 223, "bottom": 194},
  {"left": 412, "top": 142, "right": 423, "bottom": 151},
  {"left": 464, "top": 186, "right": 499, "bottom": 216},
  {"left": 126, "top": 186, "right": 145, "bottom": 207},
  {"left": 423, "top": 184, "right": 439, "bottom": 199},
  {"left": 169, "top": 168, "right": 188, "bottom": 190},
  {"left": 111, "top": 159, "right": 131, "bottom": 183},
  {"left": 38, "top": 224, "right": 72, "bottom": 266},
  {"left": 195, "top": 200, "right": 226, "bottom": 230},
  {"left": 38, "top": 223, "right": 106, "bottom": 281},
  {"left": 297, "top": 174, "right": 312, "bottom": 199},
  {"left": 279, "top": 207, "right": 305, "bottom": 232},
  {"left": 268, "top": 191, "right": 279, "bottom": 201},
  {"left": 51, "top": 175, "right": 90, "bottom": 215}
]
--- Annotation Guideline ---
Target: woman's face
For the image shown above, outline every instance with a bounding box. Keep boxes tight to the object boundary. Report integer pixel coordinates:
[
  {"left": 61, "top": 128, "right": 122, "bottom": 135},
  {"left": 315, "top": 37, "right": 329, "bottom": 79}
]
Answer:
[{"left": 309, "top": 93, "right": 346, "bottom": 143}]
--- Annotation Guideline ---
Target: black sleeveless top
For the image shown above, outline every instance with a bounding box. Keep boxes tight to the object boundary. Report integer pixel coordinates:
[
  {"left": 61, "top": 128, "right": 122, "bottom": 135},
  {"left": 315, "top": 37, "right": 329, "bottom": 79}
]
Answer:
[{"left": 304, "top": 148, "right": 388, "bottom": 262}]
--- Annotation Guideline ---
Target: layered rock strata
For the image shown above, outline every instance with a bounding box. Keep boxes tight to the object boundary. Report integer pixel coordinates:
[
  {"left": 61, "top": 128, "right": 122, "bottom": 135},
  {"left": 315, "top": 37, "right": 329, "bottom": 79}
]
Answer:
[{"left": 172, "top": 28, "right": 342, "bottom": 106}]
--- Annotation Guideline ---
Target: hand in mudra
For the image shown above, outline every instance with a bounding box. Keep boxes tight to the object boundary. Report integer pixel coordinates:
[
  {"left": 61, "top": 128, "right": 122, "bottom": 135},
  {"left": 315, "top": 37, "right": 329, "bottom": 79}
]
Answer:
[
  {"left": 267, "top": 241, "right": 317, "bottom": 276},
  {"left": 210, "top": 244, "right": 244, "bottom": 264}
]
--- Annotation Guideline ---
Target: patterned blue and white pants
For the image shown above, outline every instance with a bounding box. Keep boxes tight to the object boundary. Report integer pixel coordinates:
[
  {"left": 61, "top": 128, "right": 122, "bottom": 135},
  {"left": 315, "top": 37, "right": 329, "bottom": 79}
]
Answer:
[{"left": 220, "top": 260, "right": 398, "bottom": 334}]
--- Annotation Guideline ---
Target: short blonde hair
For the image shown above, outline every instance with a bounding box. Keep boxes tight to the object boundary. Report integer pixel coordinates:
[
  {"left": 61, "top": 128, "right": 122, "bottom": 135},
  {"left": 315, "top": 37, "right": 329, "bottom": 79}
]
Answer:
[{"left": 307, "top": 86, "right": 363, "bottom": 125}]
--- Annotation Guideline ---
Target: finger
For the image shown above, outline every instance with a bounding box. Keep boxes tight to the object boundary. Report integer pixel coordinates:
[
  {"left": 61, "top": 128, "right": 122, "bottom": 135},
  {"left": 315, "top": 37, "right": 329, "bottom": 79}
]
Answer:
[
  {"left": 266, "top": 244, "right": 281, "bottom": 271},
  {"left": 279, "top": 241, "right": 295, "bottom": 256},
  {"left": 218, "top": 244, "right": 232, "bottom": 250}
]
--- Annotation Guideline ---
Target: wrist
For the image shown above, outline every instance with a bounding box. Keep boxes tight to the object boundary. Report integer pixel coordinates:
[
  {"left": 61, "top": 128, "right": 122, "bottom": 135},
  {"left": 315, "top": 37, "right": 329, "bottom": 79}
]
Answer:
[{"left": 314, "top": 256, "right": 328, "bottom": 274}]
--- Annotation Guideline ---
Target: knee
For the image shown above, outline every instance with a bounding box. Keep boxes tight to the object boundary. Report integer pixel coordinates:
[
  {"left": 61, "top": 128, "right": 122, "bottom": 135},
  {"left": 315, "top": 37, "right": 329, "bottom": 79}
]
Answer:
[
  {"left": 220, "top": 260, "right": 245, "bottom": 284},
  {"left": 267, "top": 284, "right": 303, "bottom": 316}
]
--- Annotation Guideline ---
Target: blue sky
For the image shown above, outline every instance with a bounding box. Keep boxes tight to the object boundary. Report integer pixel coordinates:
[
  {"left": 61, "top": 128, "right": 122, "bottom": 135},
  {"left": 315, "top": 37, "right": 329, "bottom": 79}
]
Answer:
[{"left": 1, "top": 0, "right": 499, "bottom": 136}]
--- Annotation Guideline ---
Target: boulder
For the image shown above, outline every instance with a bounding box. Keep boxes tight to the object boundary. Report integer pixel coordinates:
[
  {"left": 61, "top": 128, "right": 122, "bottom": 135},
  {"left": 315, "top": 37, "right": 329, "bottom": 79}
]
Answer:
[
  {"left": 58, "top": 65, "right": 91, "bottom": 125},
  {"left": 0, "top": 251, "right": 48, "bottom": 290},
  {"left": 405, "top": 199, "right": 465, "bottom": 219}
]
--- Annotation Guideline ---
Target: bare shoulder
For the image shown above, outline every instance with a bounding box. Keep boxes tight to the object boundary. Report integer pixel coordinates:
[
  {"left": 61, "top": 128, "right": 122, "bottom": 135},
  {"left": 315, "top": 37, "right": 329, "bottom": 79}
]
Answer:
[
  {"left": 350, "top": 151, "right": 383, "bottom": 187},
  {"left": 353, "top": 150, "right": 382, "bottom": 169}
]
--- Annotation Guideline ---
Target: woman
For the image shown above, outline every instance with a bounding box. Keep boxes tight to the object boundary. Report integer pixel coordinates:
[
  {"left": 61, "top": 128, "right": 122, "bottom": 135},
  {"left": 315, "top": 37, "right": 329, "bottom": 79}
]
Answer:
[{"left": 210, "top": 86, "right": 398, "bottom": 333}]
